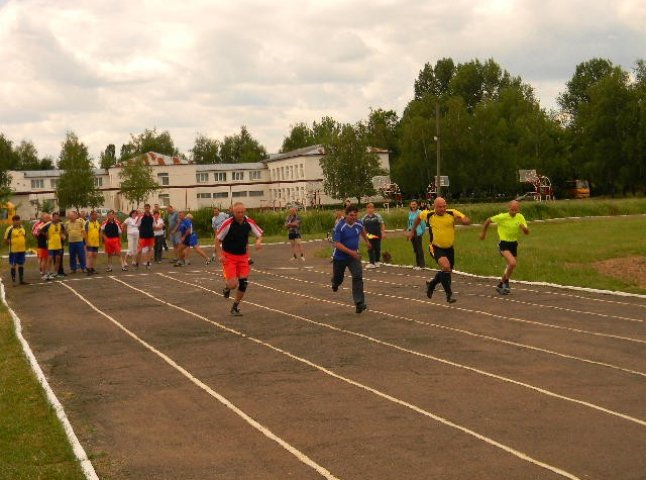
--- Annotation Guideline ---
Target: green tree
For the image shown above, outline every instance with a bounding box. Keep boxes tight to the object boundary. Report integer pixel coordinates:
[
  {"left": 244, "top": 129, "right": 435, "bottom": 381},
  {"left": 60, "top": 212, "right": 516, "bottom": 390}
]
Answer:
[
  {"left": 15, "top": 140, "right": 41, "bottom": 170},
  {"left": 320, "top": 123, "right": 385, "bottom": 204},
  {"left": 39, "top": 156, "right": 54, "bottom": 170},
  {"left": 100, "top": 144, "right": 117, "bottom": 169},
  {"left": 119, "top": 128, "right": 178, "bottom": 161},
  {"left": 118, "top": 155, "right": 160, "bottom": 207},
  {"left": 312, "top": 116, "right": 342, "bottom": 145},
  {"left": 56, "top": 132, "right": 103, "bottom": 211},
  {"left": 414, "top": 58, "right": 455, "bottom": 100},
  {"left": 191, "top": 134, "right": 221, "bottom": 164},
  {"left": 558, "top": 58, "right": 616, "bottom": 117},
  {"left": 0, "top": 133, "right": 19, "bottom": 171},
  {"left": 280, "top": 122, "right": 315, "bottom": 152},
  {"left": 219, "top": 126, "right": 267, "bottom": 163}
]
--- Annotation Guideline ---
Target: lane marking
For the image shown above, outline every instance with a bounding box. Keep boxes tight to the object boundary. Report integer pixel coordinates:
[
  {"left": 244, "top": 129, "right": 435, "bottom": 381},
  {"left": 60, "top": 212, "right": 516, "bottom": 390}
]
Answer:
[
  {"left": 111, "top": 274, "right": 585, "bottom": 480},
  {"left": 1, "top": 281, "right": 99, "bottom": 480},
  {"left": 250, "top": 269, "right": 646, "bottom": 378},
  {"left": 298, "top": 267, "right": 646, "bottom": 345},
  {"left": 58, "top": 282, "right": 340, "bottom": 480}
]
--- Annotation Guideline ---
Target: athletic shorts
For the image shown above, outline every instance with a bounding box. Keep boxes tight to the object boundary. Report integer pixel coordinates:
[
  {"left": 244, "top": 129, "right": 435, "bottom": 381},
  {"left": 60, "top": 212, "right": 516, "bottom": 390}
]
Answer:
[
  {"left": 49, "top": 249, "right": 63, "bottom": 258},
  {"left": 138, "top": 237, "right": 155, "bottom": 249},
  {"left": 86, "top": 246, "right": 99, "bottom": 253},
  {"left": 104, "top": 237, "right": 121, "bottom": 255},
  {"left": 429, "top": 244, "right": 455, "bottom": 269},
  {"left": 222, "top": 251, "right": 250, "bottom": 280},
  {"left": 288, "top": 233, "right": 301, "bottom": 240},
  {"left": 171, "top": 232, "right": 181, "bottom": 247},
  {"left": 9, "top": 252, "right": 26, "bottom": 265},
  {"left": 37, "top": 248, "right": 49, "bottom": 260},
  {"left": 127, "top": 234, "right": 139, "bottom": 255},
  {"left": 498, "top": 241, "right": 518, "bottom": 257}
]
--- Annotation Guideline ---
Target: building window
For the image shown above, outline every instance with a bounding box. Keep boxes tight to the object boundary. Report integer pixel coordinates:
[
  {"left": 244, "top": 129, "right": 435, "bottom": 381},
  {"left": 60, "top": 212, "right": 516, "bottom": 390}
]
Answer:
[
  {"left": 249, "top": 170, "right": 262, "bottom": 180},
  {"left": 300, "top": 164, "right": 304, "bottom": 178},
  {"left": 232, "top": 171, "right": 244, "bottom": 181},
  {"left": 196, "top": 172, "right": 209, "bottom": 183},
  {"left": 31, "top": 179, "right": 45, "bottom": 189},
  {"left": 157, "top": 173, "right": 169, "bottom": 186},
  {"left": 213, "top": 192, "right": 229, "bottom": 199},
  {"left": 197, "top": 193, "right": 212, "bottom": 199},
  {"left": 232, "top": 191, "right": 247, "bottom": 197},
  {"left": 94, "top": 177, "right": 103, "bottom": 187},
  {"left": 158, "top": 194, "right": 170, "bottom": 206},
  {"left": 248, "top": 190, "right": 264, "bottom": 197},
  {"left": 50, "top": 179, "right": 58, "bottom": 188},
  {"left": 214, "top": 172, "right": 226, "bottom": 182}
]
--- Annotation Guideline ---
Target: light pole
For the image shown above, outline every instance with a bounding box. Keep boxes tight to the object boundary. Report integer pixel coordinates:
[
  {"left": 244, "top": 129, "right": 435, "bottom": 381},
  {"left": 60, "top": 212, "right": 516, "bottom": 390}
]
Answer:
[{"left": 434, "top": 101, "right": 441, "bottom": 197}]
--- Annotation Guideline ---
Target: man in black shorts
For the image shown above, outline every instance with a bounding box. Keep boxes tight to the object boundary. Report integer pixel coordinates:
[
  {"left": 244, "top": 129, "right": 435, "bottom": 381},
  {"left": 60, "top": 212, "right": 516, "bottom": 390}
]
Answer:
[{"left": 285, "top": 207, "right": 305, "bottom": 261}]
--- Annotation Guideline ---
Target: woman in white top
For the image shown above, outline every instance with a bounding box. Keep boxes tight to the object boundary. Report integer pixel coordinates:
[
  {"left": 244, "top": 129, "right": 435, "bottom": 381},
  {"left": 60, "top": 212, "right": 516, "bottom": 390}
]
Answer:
[
  {"left": 153, "top": 210, "right": 165, "bottom": 263},
  {"left": 121, "top": 210, "right": 140, "bottom": 269}
]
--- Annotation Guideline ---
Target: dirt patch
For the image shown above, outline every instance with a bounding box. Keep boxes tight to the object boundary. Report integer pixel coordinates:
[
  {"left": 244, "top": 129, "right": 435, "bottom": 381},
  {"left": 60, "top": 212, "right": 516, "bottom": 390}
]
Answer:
[{"left": 594, "top": 256, "right": 646, "bottom": 288}]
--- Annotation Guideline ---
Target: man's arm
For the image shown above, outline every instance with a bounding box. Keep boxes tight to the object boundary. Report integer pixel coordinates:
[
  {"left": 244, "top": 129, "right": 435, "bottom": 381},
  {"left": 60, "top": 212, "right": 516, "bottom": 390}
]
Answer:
[
  {"left": 480, "top": 218, "right": 492, "bottom": 240},
  {"left": 406, "top": 216, "right": 422, "bottom": 239},
  {"left": 457, "top": 214, "right": 472, "bottom": 226}
]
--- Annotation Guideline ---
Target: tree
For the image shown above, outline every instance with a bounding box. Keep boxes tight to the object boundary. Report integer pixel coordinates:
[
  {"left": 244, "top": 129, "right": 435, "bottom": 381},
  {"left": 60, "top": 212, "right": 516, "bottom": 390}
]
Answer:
[
  {"left": 280, "top": 122, "right": 315, "bottom": 152},
  {"left": 414, "top": 58, "right": 455, "bottom": 100},
  {"left": 320, "top": 123, "right": 385, "bottom": 204},
  {"left": 119, "top": 128, "right": 178, "bottom": 161},
  {"left": 0, "top": 133, "right": 19, "bottom": 171},
  {"left": 191, "top": 134, "right": 221, "bottom": 164},
  {"left": 362, "top": 108, "right": 400, "bottom": 159},
  {"left": 100, "top": 144, "right": 117, "bottom": 169},
  {"left": 56, "top": 132, "right": 103, "bottom": 211},
  {"left": 558, "top": 58, "right": 616, "bottom": 117},
  {"left": 219, "top": 126, "right": 267, "bottom": 163},
  {"left": 118, "top": 155, "right": 160, "bottom": 207},
  {"left": 15, "top": 140, "right": 40, "bottom": 170}
]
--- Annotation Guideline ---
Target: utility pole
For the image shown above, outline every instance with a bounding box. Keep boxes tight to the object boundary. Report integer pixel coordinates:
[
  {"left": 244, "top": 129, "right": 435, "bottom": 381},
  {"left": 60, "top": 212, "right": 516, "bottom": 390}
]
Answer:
[{"left": 434, "top": 101, "right": 441, "bottom": 197}]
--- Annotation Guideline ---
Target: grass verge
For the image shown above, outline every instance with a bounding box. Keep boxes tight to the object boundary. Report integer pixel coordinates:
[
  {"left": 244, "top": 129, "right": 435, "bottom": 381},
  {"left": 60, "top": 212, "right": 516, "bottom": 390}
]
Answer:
[{"left": 0, "top": 302, "right": 86, "bottom": 480}]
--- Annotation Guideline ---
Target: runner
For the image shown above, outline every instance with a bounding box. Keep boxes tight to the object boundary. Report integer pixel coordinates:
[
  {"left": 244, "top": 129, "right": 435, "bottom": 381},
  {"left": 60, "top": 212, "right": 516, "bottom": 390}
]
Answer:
[
  {"left": 4, "top": 215, "right": 28, "bottom": 285},
  {"left": 181, "top": 213, "right": 211, "bottom": 266},
  {"left": 480, "top": 200, "right": 530, "bottom": 294},
  {"left": 84, "top": 210, "right": 102, "bottom": 275},
  {"left": 285, "top": 207, "right": 305, "bottom": 261},
  {"left": 101, "top": 210, "right": 125, "bottom": 272},
  {"left": 135, "top": 204, "right": 155, "bottom": 270},
  {"left": 361, "top": 202, "right": 386, "bottom": 269},
  {"left": 409, "top": 197, "right": 471, "bottom": 303},
  {"left": 331, "top": 204, "right": 371, "bottom": 313},
  {"left": 214, "top": 202, "right": 263, "bottom": 316}
]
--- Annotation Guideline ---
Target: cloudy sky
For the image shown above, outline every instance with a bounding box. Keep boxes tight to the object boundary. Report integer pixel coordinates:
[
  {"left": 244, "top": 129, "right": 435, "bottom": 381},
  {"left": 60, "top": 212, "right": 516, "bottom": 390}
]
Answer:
[{"left": 0, "top": 0, "right": 644, "bottom": 162}]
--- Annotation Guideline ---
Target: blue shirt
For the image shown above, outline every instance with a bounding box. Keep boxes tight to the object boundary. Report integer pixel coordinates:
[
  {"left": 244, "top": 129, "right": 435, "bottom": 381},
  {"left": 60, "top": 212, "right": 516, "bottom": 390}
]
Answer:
[
  {"left": 408, "top": 210, "right": 425, "bottom": 237},
  {"left": 179, "top": 218, "right": 192, "bottom": 237},
  {"left": 333, "top": 219, "right": 364, "bottom": 261}
]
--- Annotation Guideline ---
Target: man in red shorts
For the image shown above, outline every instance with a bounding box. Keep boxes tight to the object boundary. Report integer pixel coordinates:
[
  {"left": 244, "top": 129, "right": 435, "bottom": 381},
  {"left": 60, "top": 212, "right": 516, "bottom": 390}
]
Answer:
[
  {"left": 101, "top": 210, "right": 124, "bottom": 272},
  {"left": 214, "top": 202, "right": 263, "bottom": 316}
]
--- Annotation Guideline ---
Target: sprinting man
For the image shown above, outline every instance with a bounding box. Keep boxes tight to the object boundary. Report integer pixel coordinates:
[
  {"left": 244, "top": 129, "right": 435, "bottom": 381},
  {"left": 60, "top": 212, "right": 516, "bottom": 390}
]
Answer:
[
  {"left": 85, "top": 210, "right": 102, "bottom": 275},
  {"left": 361, "top": 202, "right": 386, "bottom": 269},
  {"left": 480, "top": 200, "right": 530, "bottom": 294},
  {"left": 214, "top": 202, "right": 263, "bottom": 316},
  {"left": 101, "top": 210, "right": 125, "bottom": 272},
  {"left": 181, "top": 213, "right": 211, "bottom": 265},
  {"left": 331, "top": 204, "right": 371, "bottom": 314},
  {"left": 4, "top": 215, "right": 28, "bottom": 285},
  {"left": 285, "top": 207, "right": 305, "bottom": 261},
  {"left": 409, "top": 197, "right": 471, "bottom": 303}
]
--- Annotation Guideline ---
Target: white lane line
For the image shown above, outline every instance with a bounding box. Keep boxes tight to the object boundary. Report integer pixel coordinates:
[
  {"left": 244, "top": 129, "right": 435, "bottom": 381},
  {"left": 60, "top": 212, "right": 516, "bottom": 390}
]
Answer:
[
  {"left": 251, "top": 269, "right": 646, "bottom": 379},
  {"left": 58, "top": 281, "right": 340, "bottom": 480},
  {"left": 1, "top": 282, "right": 99, "bottom": 480},
  {"left": 116, "top": 274, "right": 584, "bottom": 480},
  {"left": 300, "top": 268, "right": 646, "bottom": 345}
]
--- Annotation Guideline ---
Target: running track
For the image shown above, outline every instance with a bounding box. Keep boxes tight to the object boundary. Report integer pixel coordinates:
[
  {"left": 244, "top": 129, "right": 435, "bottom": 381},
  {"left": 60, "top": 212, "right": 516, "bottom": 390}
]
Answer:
[{"left": 6, "top": 241, "right": 646, "bottom": 479}]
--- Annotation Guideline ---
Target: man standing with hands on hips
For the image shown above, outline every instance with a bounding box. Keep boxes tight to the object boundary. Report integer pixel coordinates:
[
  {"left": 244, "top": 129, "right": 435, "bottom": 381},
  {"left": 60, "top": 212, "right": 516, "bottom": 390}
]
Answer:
[{"left": 331, "top": 204, "right": 371, "bottom": 313}]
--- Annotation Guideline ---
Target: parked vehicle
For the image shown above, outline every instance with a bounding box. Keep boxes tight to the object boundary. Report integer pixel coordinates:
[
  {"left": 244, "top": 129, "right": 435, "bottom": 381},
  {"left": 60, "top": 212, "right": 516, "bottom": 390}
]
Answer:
[{"left": 565, "top": 180, "right": 590, "bottom": 199}]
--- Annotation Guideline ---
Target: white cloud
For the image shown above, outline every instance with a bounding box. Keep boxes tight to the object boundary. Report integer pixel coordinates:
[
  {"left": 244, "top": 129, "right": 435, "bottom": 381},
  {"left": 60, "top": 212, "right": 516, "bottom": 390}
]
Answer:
[{"left": 0, "top": 0, "right": 644, "bottom": 161}]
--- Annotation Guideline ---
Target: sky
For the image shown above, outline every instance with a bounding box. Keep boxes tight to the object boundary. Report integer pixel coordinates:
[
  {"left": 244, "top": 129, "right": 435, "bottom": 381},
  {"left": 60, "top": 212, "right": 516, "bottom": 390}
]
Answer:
[{"left": 0, "top": 0, "right": 644, "bottom": 162}]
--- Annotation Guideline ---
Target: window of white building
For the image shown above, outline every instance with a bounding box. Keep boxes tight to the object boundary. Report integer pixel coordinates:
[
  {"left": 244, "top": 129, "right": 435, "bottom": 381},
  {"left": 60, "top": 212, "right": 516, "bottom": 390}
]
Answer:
[
  {"left": 157, "top": 173, "right": 169, "bottom": 186},
  {"left": 31, "top": 179, "right": 44, "bottom": 189},
  {"left": 197, "top": 192, "right": 211, "bottom": 199},
  {"left": 196, "top": 172, "right": 209, "bottom": 183},
  {"left": 232, "top": 171, "right": 244, "bottom": 181},
  {"left": 94, "top": 177, "right": 103, "bottom": 187},
  {"left": 213, "top": 192, "right": 229, "bottom": 198},
  {"left": 50, "top": 179, "right": 58, "bottom": 188},
  {"left": 249, "top": 170, "right": 262, "bottom": 180},
  {"left": 248, "top": 190, "right": 264, "bottom": 197},
  {"left": 232, "top": 191, "right": 247, "bottom": 197},
  {"left": 158, "top": 194, "right": 170, "bottom": 206},
  {"left": 214, "top": 172, "right": 226, "bottom": 181}
]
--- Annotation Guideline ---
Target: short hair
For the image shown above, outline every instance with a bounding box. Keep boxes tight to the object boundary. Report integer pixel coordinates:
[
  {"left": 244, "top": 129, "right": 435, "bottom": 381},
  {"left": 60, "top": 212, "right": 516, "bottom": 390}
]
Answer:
[
  {"left": 144, "top": 204, "right": 151, "bottom": 208},
  {"left": 366, "top": 202, "right": 375, "bottom": 208},
  {"left": 129, "top": 210, "right": 137, "bottom": 216},
  {"left": 11, "top": 215, "right": 20, "bottom": 221},
  {"left": 345, "top": 204, "right": 358, "bottom": 215}
]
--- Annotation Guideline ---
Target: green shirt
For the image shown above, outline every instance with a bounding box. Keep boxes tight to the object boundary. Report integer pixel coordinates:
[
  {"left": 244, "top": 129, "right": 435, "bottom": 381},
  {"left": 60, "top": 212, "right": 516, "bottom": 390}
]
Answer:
[{"left": 491, "top": 212, "right": 527, "bottom": 242}]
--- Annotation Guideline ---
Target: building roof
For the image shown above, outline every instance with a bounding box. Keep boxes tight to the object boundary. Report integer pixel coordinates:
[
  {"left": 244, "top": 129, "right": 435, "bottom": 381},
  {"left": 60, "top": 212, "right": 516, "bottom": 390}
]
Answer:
[
  {"left": 195, "top": 162, "right": 265, "bottom": 171},
  {"left": 266, "top": 144, "right": 389, "bottom": 163},
  {"left": 20, "top": 169, "right": 107, "bottom": 178}
]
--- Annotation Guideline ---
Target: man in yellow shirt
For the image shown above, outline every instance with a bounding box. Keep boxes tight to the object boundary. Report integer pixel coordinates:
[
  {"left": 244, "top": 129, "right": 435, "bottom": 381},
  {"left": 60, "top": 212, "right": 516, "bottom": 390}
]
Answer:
[
  {"left": 4, "top": 215, "right": 28, "bottom": 285},
  {"left": 408, "top": 197, "right": 471, "bottom": 303},
  {"left": 41, "top": 212, "right": 66, "bottom": 280},
  {"left": 65, "top": 211, "right": 86, "bottom": 273},
  {"left": 84, "top": 210, "right": 102, "bottom": 275},
  {"left": 480, "top": 200, "right": 529, "bottom": 294}
]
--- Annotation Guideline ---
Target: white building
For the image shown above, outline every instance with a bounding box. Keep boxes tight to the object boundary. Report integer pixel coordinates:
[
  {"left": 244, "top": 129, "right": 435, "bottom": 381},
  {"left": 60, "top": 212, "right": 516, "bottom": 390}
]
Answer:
[{"left": 8, "top": 146, "right": 390, "bottom": 219}]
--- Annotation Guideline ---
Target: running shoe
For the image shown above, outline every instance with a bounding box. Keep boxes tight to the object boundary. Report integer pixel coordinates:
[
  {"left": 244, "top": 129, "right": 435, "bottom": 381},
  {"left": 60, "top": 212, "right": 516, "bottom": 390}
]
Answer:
[
  {"left": 106, "top": 266, "right": 113, "bottom": 272},
  {"left": 121, "top": 266, "right": 128, "bottom": 271},
  {"left": 300, "top": 256, "right": 305, "bottom": 262},
  {"left": 230, "top": 304, "right": 243, "bottom": 316},
  {"left": 205, "top": 259, "right": 211, "bottom": 266},
  {"left": 446, "top": 294, "right": 457, "bottom": 304},
  {"left": 19, "top": 281, "right": 29, "bottom": 285},
  {"left": 145, "top": 263, "right": 151, "bottom": 271},
  {"left": 223, "top": 287, "right": 231, "bottom": 299},
  {"left": 355, "top": 302, "right": 368, "bottom": 314},
  {"left": 248, "top": 258, "right": 254, "bottom": 265},
  {"left": 41, "top": 274, "right": 49, "bottom": 281},
  {"left": 426, "top": 280, "right": 435, "bottom": 299},
  {"left": 331, "top": 284, "right": 339, "bottom": 292}
]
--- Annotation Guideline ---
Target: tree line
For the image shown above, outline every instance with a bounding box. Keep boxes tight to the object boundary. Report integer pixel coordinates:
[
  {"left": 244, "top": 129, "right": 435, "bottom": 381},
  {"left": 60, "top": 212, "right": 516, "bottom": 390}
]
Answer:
[{"left": 1, "top": 56, "right": 645, "bottom": 204}]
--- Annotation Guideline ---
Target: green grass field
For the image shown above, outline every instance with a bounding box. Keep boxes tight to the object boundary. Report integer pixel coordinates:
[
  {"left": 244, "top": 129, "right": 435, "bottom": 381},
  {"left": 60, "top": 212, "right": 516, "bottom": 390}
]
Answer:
[{"left": 0, "top": 306, "right": 86, "bottom": 480}]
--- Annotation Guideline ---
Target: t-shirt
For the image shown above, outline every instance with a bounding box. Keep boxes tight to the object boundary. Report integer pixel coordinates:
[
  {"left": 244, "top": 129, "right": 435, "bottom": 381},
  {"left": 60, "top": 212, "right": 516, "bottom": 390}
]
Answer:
[
  {"left": 153, "top": 217, "right": 165, "bottom": 237},
  {"left": 123, "top": 217, "right": 139, "bottom": 235},
  {"left": 138, "top": 213, "right": 154, "bottom": 238},
  {"left": 491, "top": 212, "right": 528, "bottom": 242},
  {"left": 168, "top": 211, "right": 179, "bottom": 232},
  {"left": 332, "top": 219, "right": 364, "bottom": 261},
  {"left": 4, "top": 225, "right": 27, "bottom": 253},
  {"left": 42, "top": 222, "right": 65, "bottom": 250},
  {"left": 285, "top": 215, "right": 301, "bottom": 235},
  {"left": 361, "top": 213, "right": 383, "bottom": 238},
  {"left": 211, "top": 212, "right": 229, "bottom": 232},
  {"left": 85, "top": 220, "right": 102, "bottom": 247},
  {"left": 65, "top": 218, "right": 86, "bottom": 243},
  {"left": 33, "top": 221, "right": 48, "bottom": 249},
  {"left": 101, "top": 219, "right": 122, "bottom": 238},
  {"left": 408, "top": 210, "right": 425, "bottom": 236},
  {"left": 418, "top": 209, "right": 466, "bottom": 249},
  {"left": 217, "top": 216, "right": 263, "bottom": 255},
  {"left": 179, "top": 218, "right": 192, "bottom": 238}
]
